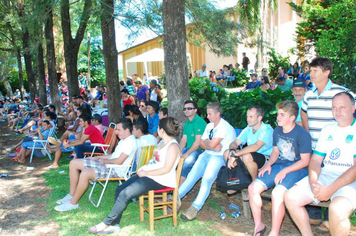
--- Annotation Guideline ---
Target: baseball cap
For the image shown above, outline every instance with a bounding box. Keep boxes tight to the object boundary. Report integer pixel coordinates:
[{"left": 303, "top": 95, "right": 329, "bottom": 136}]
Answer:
[
  {"left": 150, "top": 79, "right": 157, "bottom": 85},
  {"left": 147, "top": 101, "right": 159, "bottom": 111},
  {"left": 92, "top": 114, "right": 102, "bottom": 123},
  {"left": 249, "top": 70, "right": 257, "bottom": 77},
  {"left": 202, "top": 64, "right": 206, "bottom": 67},
  {"left": 292, "top": 79, "right": 307, "bottom": 88}
]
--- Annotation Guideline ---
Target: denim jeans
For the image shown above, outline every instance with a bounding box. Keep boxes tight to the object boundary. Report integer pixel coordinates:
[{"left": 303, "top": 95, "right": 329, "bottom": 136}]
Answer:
[
  {"left": 180, "top": 147, "right": 203, "bottom": 178},
  {"left": 103, "top": 175, "right": 165, "bottom": 226},
  {"left": 179, "top": 151, "right": 225, "bottom": 210},
  {"left": 75, "top": 142, "right": 103, "bottom": 159}
]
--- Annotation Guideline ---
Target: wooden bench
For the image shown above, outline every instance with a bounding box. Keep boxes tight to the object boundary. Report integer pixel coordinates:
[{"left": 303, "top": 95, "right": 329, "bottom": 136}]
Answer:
[{"left": 241, "top": 189, "right": 330, "bottom": 219}]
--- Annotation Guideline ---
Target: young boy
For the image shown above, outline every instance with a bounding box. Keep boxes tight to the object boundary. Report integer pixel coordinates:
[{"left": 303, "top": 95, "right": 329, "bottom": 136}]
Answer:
[{"left": 248, "top": 100, "right": 312, "bottom": 236}]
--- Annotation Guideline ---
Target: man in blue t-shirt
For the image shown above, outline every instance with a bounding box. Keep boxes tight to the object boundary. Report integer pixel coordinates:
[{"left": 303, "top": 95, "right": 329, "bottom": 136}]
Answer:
[
  {"left": 147, "top": 101, "right": 160, "bottom": 137},
  {"left": 248, "top": 100, "right": 312, "bottom": 236},
  {"left": 242, "top": 72, "right": 261, "bottom": 92},
  {"left": 224, "top": 105, "right": 273, "bottom": 181}
]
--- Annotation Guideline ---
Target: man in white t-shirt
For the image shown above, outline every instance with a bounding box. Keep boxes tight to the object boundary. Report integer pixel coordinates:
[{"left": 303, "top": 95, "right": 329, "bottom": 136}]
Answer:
[
  {"left": 132, "top": 121, "right": 157, "bottom": 171},
  {"left": 179, "top": 102, "right": 236, "bottom": 220},
  {"left": 195, "top": 64, "right": 208, "bottom": 78},
  {"left": 54, "top": 118, "right": 137, "bottom": 212},
  {"left": 285, "top": 92, "right": 356, "bottom": 236}
]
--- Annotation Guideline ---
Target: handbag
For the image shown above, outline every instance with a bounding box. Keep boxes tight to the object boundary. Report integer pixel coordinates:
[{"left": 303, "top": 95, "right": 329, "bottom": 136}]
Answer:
[{"left": 216, "top": 156, "right": 252, "bottom": 192}]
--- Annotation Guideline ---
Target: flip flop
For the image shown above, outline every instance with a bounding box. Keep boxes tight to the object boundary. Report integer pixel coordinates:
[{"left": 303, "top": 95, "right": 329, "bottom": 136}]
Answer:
[
  {"left": 46, "top": 165, "right": 59, "bottom": 170},
  {"left": 255, "top": 226, "right": 267, "bottom": 236},
  {"left": 10, "top": 157, "right": 19, "bottom": 162},
  {"left": 9, "top": 154, "right": 16, "bottom": 158},
  {"left": 15, "top": 159, "right": 25, "bottom": 164}
]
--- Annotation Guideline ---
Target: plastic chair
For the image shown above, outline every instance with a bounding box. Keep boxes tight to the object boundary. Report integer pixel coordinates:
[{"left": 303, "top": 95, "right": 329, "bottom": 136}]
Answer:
[
  {"left": 28, "top": 126, "right": 56, "bottom": 163},
  {"left": 224, "top": 75, "right": 235, "bottom": 87},
  {"left": 84, "top": 123, "right": 117, "bottom": 157},
  {"left": 139, "top": 157, "right": 184, "bottom": 231},
  {"left": 133, "top": 145, "right": 156, "bottom": 173}
]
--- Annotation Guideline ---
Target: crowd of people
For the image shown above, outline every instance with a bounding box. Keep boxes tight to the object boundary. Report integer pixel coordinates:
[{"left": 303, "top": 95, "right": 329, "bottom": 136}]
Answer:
[{"left": 1, "top": 57, "right": 355, "bottom": 236}]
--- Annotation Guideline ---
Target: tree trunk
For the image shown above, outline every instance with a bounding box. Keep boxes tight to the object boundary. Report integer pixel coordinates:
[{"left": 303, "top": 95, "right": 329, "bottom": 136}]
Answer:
[
  {"left": 37, "top": 39, "right": 47, "bottom": 105},
  {"left": 3, "top": 80, "right": 13, "bottom": 97},
  {"left": 60, "top": 0, "right": 92, "bottom": 98},
  {"left": 45, "top": 6, "right": 62, "bottom": 113},
  {"left": 100, "top": 0, "right": 121, "bottom": 123},
  {"left": 17, "top": 0, "right": 36, "bottom": 102},
  {"left": 163, "top": 0, "right": 190, "bottom": 136}
]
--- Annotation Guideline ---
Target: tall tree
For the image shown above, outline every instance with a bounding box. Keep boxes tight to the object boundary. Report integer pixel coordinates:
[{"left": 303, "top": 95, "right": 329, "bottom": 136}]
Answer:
[
  {"left": 45, "top": 3, "right": 62, "bottom": 113},
  {"left": 17, "top": 0, "right": 36, "bottom": 102},
  {"left": 162, "top": 0, "right": 190, "bottom": 131},
  {"left": 100, "top": 0, "right": 121, "bottom": 123},
  {"left": 36, "top": 33, "right": 47, "bottom": 105},
  {"left": 60, "top": 0, "right": 92, "bottom": 97}
]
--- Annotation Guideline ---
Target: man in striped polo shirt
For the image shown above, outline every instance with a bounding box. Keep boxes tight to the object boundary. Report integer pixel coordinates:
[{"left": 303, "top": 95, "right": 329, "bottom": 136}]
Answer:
[{"left": 300, "top": 57, "right": 356, "bottom": 231}]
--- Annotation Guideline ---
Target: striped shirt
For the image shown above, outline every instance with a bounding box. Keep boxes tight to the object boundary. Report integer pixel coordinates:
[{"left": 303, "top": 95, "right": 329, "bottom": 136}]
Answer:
[{"left": 301, "top": 79, "right": 355, "bottom": 148}]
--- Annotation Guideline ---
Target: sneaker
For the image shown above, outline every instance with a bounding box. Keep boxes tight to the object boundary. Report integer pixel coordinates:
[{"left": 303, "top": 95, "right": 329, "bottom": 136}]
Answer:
[
  {"left": 309, "top": 218, "right": 322, "bottom": 226},
  {"left": 54, "top": 201, "right": 79, "bottom": 212},
  {"left": 48, "top": 137, "right": 61, "bottom": 147},
  {"left": 181, "top": 205, "right": 198, "bottom": 221},
  {"left": 97, "top": 225, "right": 120, "bottom": 235},
  {"left": 56, "top": 194, "right": 73, "bottom": 205},
  {"left": 67, "top": 153, "right": 76, "bottom": 160}
]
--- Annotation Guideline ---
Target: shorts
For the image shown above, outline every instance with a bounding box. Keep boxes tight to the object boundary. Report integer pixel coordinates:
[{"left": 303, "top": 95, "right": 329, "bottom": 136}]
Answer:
[
  {"left": 255, "top": 162, "right": 308, "bottom": 191},
  {"left": 83, "top": 159, "right": 125, "bottom": 181},
  {"left": 251, "top": 152, "right": 268, "bottom": 169},
  {"left": 296, "top": 175, "right": 356, "bottom": 210}
]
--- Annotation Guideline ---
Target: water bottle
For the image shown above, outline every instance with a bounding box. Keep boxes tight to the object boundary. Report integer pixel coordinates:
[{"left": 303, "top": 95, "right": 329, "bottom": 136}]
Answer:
[
  {"left": 229, "top": 203, "right": 240, "bottom": 211},
  {"left": 220, "top": 211, "right": 226, "bottom": 220}
]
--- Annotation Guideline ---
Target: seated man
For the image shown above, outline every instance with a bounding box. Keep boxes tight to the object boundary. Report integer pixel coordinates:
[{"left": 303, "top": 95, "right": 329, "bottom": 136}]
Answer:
[
  {"left": 242, "top": 72, "right": 261, "bottom": 92},
  {"left": 91, "top": 114, "right": 104, "bottom": 135},
  {"left": 54, "top": 118, "right": 137, "bottom": 212},
  {"left": 248, "top": 100, "right": 311, "bottom": 236},
  {"left": 147, "top": 101, "right": 160, "bottom": 137},
  {"left": 276, "top": 76, "right": 293, "bottom": 92},
  {"left": 179, "top": 100, "right": 207, "bottom": 186},
  {"left": 47, "top": 114, "right": 105, "bottom": 169},
  {"left": 179, "top": 102, "right": 236, "bottom": 220},
  {"left": 223, "top": 105, "right": 273, "bottom": 194},
  {"left": 285, "top": 92, "right": 356, "bottom": 236}
]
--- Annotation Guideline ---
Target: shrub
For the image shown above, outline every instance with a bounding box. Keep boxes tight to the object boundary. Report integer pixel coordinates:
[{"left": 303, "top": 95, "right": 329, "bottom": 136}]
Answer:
[
  {"left": 267, "top": 48, "right": 290, "bottom": 79},
  {"left": 231, "top": 68, "right": 249, "bottom": 87}
]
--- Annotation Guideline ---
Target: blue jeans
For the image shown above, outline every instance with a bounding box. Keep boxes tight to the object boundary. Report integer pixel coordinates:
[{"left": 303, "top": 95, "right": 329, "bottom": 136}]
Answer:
[
  {"left": 75, "top": 142, "right": 103, "bottom": 159},
  {"left": 180, "top": 148, "right": 203, "bottom": 178},
  {"left": 60, "top": 134, "right": 76, "bottom": 153},
  {"left": 179, "top": 151, "right": 225, "bottom": 210}
]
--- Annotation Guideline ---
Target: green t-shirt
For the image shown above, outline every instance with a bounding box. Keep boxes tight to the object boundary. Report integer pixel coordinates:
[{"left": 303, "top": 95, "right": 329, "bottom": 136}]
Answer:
[{"left": 183, "top": 114, "right": 207, "bottom": 149}]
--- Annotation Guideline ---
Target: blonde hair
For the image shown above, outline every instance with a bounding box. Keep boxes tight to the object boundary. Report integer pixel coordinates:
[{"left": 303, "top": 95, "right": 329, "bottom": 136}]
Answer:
[
  {"left": 206, "top": 102, "right": 222, "bottom": 115},
  {"left": 276, "top": 100, "right": 298, "bottom": 119}
]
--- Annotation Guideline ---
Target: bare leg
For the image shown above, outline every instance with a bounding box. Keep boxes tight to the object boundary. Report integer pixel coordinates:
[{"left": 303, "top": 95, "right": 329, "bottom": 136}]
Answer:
[
  {"left": 69, "top": 159, "right": 85, "bottom": 196},
  {"left": 269, "top": 186, "right": 288, "bottom": 236},
  {"left": 329, "top": 197, "right": 353, "bottom": 236},
  {"left": 285, "top": 185, "right": 314, "bottom": 235},
  {"left": 70, "top": 169, "right": 95, "bottom": 204},
  {"left": 248, "top": 181, "right": 266, "bottom": 235},
  {"left": 49, "top": 146, "right": 63, "bottom": 168},
  {"left": 241, "top": 153, "right": 258, "bottom": 179}
]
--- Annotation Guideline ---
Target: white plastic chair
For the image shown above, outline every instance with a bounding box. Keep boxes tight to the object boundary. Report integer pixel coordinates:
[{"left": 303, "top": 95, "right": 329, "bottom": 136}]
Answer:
[{"left": 28, "top": 126, "right": 56, "bottom": 163}]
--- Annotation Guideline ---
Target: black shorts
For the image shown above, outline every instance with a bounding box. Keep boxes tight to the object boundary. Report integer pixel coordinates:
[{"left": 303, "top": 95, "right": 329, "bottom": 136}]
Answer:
[{"left": 251, "top": 152, "right": 267, "bottom": 169}]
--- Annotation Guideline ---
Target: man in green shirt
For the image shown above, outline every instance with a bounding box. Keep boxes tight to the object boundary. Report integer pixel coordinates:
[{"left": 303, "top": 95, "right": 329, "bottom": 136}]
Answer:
[
  {"left": 276, "top": 76, "right": 293, "bottom": 92},
  {"left": 179, "top": 100, "right": 207, "bottom": 186}
]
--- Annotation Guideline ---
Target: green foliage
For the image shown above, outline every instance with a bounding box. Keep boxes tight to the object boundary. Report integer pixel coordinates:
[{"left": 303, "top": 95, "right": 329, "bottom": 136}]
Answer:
[
  {"left": 221, "top": 88, "right": 294, "bottom": 129},
  {"left": 289, "top": 0, "right": 356, "bottom": 90},
  {"left": 267, "top": 48, "right": 290, "bottom": 79},
  {"left": 231, "top": 68, "right": 249, "bottom": 87},
  {"left": 189, "top": 77, "right": 227, "bottom": 119}
]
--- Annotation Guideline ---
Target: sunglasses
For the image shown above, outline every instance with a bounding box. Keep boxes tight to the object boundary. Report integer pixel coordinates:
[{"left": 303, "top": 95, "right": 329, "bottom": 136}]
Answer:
[
  {"left": 209, "top": 129, "right": 214, "bottom": 140},
  {"left": 140, "top": 105, "right": 145, "bottom": 107},
  {"left": 183, "top": 107, "right": 194, "bottom": 111}
]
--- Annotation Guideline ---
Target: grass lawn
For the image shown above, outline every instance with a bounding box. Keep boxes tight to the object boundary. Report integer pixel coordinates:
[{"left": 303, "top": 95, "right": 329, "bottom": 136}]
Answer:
[{"left": 42, "top": 157, "right": 220, "bottom": 235}]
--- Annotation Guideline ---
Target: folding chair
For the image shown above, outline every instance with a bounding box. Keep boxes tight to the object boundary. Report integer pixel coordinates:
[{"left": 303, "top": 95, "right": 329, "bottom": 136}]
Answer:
[
  {"left": 139, "top": 157, "right": 184, "bottom": 231},
  {"left": 84, "top": 123, "right": 117, "bottom": 157},
  {"left": 224, "top": 75, "right": 235, "bottom": 87},
  {"left": 28, "top": 126, "right": 56, "bottom": 163},
  {"left": 88, "top": 154, "right": 135, "bottom": 208}
]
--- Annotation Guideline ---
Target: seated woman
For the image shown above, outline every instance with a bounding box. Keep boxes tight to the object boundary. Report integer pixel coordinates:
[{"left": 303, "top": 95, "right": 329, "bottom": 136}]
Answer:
[
  {"left": 10, "top": 120, "right": 52, "bottom": 163},
  {"left": 287, "top": 62, "right": 301, "bottom": 79},
  {"left": 16, "top": 105, "right": 44, "bottom": 134},
  {"left": 260, "top": 75, "right": 271, "bottom": 91},
  {"left": 8, "top": 105, "right": 27, "bottom": 130},
  {"left": 87, "top": 117, "right": 181, "bottom": 234}
]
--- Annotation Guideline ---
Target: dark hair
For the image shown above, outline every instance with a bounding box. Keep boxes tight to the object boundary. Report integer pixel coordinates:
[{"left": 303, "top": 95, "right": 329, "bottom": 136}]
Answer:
[
  {"left": 79, "top": 113, "right": 91, "bottom": 124},
  {"left": 121, "top": 88, "right": 129, "bottom": 94},
  {"left": 123, "top": 105, "right": 131, "bottom": 117},
  {"left": 43, "top": 120, "right": 50, "bottom": 125},
  {"left": 119, "top": 81, "right": 125, "bottom": 86},
  {"left": 126, "top": 80, "right": 132, "bottom": 85},
  {"left": 134, "top": 121, "right": 148, "bottom": 134},
  {"left": 262, "top": 75, "right": 270, "bottom": 85},
  {"left": 279, "top": 66, "right": 286, "bottom": 73},
  {"left": 49, "top": 104, "right": 56, "bottom": 111},
  {"left": 45, "top": 111, "right": 56, "bottom": 120},
  {"left": 129, "top": 105, "right": 142, "bottom": 116},
  {"left": 158, "top": 117, "right": 179, "bottom": 136},
  {"left": 160, "top": 107, "right": 168, "bottom": 116},
  {"left": 77, "top": 106, "right": 88, "bottom": 115},
  {"left": 118, "top": 118, "right": 133, "bottom": 133},
  {"left": 248, "top": 105, "right": 265, "bottom": 118},
  {"left": 309, "top": 57, "right": 333, "bottom": 77},
  {"left": 184, "top": 100, "right": 198, "bottom": 109},
  {"left": 333, "top": 91, "right": 355, "bottom": 105},
  {"left": 139, "top": 99, "right": 147, "bottom": 106}
]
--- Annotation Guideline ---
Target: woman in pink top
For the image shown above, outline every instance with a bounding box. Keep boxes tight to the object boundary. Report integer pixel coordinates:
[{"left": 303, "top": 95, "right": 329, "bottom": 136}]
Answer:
[{"left": 88, "top": 117, "right": 181, "bottom": 234}]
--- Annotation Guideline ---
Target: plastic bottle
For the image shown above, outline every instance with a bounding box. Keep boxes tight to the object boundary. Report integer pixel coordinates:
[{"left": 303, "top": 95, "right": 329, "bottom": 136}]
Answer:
[{"left": 229, "top": 203, "right": 240, "bottom": 211}]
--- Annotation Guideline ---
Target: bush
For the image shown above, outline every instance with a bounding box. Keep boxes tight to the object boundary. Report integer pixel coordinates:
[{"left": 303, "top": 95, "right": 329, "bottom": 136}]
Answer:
[
  {"left": 221, "top": 88, "right": 294, "bottom": 129},
  {"left": 231, "top": 68, "right": 249, "bottom": 87},
  {"left": 267, "top": 48, "right": 290, "bottom": 79}
]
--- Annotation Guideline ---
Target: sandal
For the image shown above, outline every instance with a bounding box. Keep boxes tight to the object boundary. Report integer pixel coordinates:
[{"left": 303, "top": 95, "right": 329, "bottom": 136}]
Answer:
[
  {"left": 255, "top": 226, "right": 267, "bottom": 236},
  {"left": 10, "top": 157, "right": 19, "bottom": 162},
  {"left": 15, "top": 159, "right": 25, "bottom": 164},
  {"left": 9, "top": 154, "right": 16, "bottom": 158}
]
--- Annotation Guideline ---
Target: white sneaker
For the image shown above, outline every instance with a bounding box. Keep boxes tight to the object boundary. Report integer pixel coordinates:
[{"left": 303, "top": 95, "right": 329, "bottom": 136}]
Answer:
[
  {"left": 54, "top": 201, "right": 79, "bottom": 212},
  {"left": 56, "top": 194, "right": 73, "bottom": 205}
]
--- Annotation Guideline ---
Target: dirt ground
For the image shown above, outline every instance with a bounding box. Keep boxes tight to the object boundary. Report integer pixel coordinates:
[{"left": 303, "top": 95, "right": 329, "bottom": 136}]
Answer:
[{"left": 0, "top": 120, "right": 353, "bottom": 236}]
